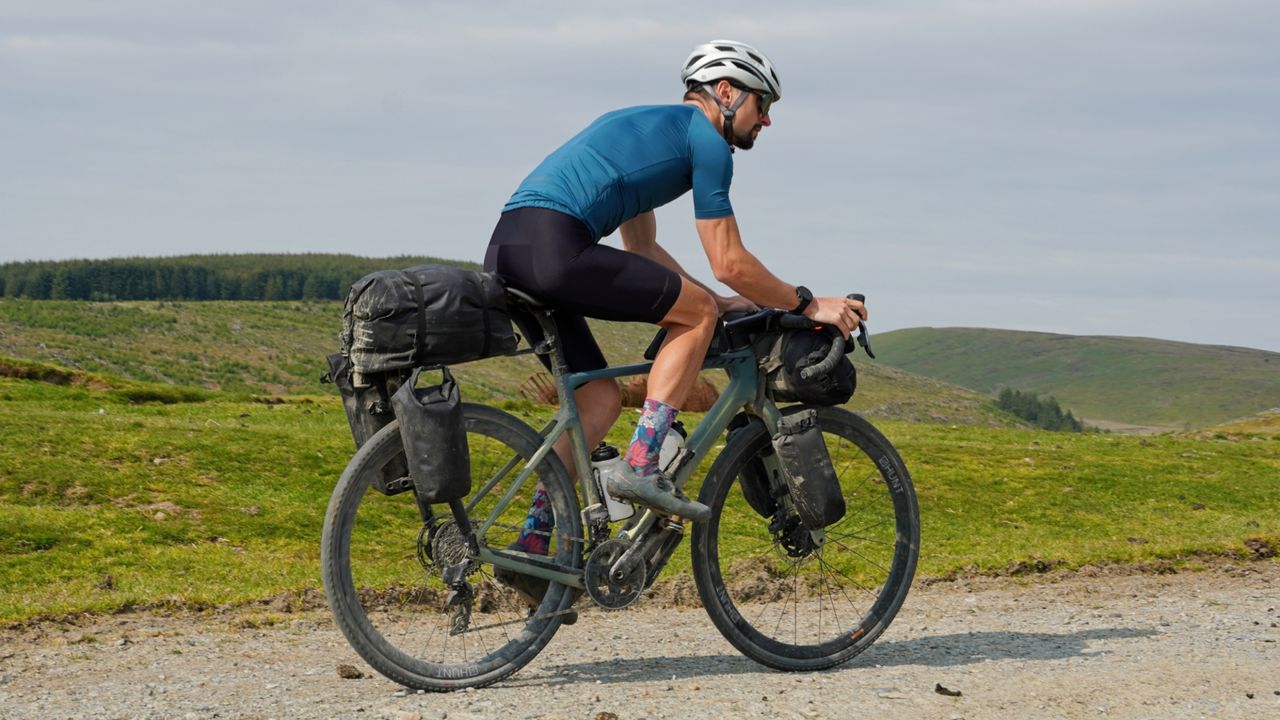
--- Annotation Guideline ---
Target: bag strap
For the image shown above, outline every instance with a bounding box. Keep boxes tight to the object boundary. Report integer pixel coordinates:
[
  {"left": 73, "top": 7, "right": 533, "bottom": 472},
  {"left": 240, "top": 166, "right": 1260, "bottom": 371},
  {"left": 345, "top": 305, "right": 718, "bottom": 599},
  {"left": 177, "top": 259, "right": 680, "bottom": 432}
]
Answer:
[
  {"left": 475, "top": 274, "right": 492, "bottom": 359},
  {"left": 404, "top": 270, "right": 428, "bottom": 365}
]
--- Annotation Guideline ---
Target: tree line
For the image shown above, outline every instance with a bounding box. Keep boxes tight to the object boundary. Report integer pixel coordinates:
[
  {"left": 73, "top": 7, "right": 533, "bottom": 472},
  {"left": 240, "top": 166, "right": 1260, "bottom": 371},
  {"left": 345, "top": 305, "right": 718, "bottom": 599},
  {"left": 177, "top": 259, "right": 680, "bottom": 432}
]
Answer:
[
  {"left": 996, "top": 387, "right": 1087, "bottom": 432},
  {"left": 0, "top": 254, "right": 478, "bottom": 301}
]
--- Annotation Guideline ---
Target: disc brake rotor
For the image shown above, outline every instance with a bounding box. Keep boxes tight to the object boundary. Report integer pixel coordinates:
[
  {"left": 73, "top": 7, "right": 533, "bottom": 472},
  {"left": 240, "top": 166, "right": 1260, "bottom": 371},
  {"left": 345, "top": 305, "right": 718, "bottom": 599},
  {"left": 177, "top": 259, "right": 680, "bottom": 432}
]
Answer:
[{"left": 584, "top": 539, "right": 646, "bottom": 610}]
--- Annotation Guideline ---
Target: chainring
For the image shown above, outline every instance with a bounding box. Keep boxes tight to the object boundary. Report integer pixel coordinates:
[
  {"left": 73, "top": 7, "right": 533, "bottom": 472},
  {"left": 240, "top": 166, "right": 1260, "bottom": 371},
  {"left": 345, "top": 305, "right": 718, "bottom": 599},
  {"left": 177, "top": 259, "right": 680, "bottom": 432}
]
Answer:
[{"left": 584, "top": 539, "right": 646, "bottom": 610}]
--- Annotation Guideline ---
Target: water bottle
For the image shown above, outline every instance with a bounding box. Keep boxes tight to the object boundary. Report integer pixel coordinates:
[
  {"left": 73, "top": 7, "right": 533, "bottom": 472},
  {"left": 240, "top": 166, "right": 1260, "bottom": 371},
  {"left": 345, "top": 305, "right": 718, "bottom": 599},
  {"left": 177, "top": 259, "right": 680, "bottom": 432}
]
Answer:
[
  {"left": 658, "top": 420, "right": 687, "bottom": 475},
  {"left": 591, "top": 443, "right": 636, "bottom": 522}
]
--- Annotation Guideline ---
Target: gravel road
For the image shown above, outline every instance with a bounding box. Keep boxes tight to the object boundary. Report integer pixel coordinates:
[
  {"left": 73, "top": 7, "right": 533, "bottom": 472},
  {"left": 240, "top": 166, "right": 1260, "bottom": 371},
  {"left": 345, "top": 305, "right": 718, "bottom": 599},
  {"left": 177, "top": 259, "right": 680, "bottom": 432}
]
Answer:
[{"left": 2, "top": 561, "right": 1277, "bottom": 720}]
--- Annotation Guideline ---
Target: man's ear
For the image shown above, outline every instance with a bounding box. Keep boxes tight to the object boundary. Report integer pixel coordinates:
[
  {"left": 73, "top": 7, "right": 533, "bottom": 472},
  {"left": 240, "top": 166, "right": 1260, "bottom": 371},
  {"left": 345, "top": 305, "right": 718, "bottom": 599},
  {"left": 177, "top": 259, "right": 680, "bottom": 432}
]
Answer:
[{"left": 715, "top": 79, "right": 735, "bottom": 104}]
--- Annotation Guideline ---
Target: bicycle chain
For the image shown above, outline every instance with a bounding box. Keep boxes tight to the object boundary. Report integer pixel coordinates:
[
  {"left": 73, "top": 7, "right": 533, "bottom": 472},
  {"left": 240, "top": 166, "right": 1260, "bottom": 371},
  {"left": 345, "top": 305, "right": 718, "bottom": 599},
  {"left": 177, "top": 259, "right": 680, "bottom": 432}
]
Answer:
[{"left": 446, "top": 520, "right": 651, "bottom": 635}]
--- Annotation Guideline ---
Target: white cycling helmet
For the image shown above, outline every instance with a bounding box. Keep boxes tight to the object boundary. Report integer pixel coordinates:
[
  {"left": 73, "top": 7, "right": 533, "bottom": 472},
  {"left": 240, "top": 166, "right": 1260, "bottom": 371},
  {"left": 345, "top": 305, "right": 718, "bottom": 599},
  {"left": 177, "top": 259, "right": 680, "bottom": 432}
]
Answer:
[{"left": 681, "top": 39, "right": 782, "bottom": 102}]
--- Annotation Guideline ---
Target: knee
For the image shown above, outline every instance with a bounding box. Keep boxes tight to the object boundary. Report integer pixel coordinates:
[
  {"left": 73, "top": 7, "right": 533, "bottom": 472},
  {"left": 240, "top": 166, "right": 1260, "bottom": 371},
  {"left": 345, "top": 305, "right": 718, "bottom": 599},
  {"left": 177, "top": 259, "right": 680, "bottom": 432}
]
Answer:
[
  {"left": 690, "top": 287, "right": 718, "bottom": 330},
  {"left": 668, "top": 285, "right": 718, "bottom": 331}
]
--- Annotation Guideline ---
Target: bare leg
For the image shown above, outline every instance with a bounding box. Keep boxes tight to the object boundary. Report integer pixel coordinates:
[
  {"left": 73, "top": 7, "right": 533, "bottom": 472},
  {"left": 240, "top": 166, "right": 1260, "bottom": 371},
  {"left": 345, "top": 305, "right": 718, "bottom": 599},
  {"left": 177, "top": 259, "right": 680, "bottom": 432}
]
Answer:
[
  {"left": 606, "top": 278, "right": 716, "bottom": 521},
  {"left": 647, "top": 278, "right": 718, "bottom": 406},
  {"left": 552, "top": 378, "right": 622, "bottom": 479}
]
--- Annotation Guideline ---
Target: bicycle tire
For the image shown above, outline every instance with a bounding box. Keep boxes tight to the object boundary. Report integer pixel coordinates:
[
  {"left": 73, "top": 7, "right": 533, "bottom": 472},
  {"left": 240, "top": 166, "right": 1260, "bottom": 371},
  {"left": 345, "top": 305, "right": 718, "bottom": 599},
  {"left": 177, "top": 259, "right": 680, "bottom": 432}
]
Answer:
[
  {"left": 321, "top": 403, "right": 581, "bottom": 690},
  {"left": 691, "top": 405, "right": 919, "bottom": 671}
]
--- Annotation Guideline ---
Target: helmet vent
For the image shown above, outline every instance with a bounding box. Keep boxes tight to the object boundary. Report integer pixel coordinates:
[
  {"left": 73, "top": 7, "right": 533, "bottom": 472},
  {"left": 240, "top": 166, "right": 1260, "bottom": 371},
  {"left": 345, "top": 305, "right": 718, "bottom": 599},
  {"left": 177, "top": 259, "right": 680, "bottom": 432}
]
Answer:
[{"left": 747, "top": 52, "right": 764, "bottom": 64}]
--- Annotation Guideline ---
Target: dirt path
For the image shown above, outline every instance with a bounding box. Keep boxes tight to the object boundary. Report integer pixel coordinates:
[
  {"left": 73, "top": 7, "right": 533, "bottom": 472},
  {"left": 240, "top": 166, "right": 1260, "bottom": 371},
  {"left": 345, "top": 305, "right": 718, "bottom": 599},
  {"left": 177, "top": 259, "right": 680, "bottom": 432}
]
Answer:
[{"left": 2, "top": 562, "right": 1277, "bottom": 720}]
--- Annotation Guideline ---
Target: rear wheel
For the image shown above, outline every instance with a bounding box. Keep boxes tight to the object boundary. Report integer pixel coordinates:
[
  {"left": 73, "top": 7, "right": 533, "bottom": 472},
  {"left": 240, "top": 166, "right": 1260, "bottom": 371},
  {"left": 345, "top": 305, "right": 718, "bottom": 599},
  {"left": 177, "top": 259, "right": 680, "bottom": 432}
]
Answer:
[
  {"left": 321, "top": 403, "right": 581, "bottom": 690},
  {"left": 691, "top": 406, "right": 919, "bottom": 671}
]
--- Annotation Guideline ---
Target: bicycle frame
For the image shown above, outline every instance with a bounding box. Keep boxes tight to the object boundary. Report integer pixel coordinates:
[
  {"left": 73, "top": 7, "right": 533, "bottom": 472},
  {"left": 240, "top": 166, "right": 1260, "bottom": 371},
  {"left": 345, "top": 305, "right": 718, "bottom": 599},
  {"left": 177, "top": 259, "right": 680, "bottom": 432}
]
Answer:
[{"left": 472, "top": 307, "right": 785, "bottom": 590}]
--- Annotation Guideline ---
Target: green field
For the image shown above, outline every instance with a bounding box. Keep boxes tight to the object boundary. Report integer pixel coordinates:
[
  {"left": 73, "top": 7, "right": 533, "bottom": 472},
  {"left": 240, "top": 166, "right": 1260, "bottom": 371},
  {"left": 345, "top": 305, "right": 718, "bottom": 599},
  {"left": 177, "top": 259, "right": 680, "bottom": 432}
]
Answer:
[
  {"left": 871, "top": 327, "right": 1280, "bottom": 430},
  {"left": 2, "top": 370, "right": 1276, "bottom": 623}
]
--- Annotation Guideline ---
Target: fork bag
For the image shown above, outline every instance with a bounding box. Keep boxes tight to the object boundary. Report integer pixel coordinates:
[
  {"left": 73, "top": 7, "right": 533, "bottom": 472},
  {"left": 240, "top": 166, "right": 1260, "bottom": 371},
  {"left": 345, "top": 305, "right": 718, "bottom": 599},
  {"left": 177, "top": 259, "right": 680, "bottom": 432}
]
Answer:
[
  {"left": 771, "top": 409, "right": 846, "bottom": 529},
  {"left": 391, "top": 367, "right": 471, "bottom": 503}
]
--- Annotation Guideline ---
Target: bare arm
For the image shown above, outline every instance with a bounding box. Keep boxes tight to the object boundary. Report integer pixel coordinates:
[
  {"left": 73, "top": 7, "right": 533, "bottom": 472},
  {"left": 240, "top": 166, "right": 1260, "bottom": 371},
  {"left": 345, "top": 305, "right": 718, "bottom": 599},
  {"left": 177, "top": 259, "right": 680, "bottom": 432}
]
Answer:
[
  {"left": 695, "top": 215, "right": 867, "bottom": 336},
  {"left": 619, "top": 211, "right": 747, "bottom": 312}
]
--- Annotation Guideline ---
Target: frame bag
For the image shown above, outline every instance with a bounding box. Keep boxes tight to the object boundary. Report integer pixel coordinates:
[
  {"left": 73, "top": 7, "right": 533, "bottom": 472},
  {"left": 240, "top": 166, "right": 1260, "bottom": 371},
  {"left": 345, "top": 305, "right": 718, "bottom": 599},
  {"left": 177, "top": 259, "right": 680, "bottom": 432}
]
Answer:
[
  {"left": 771, "top": 409, "right": 846, "bottom": 529},
  {"left": 391, "top": 367, "right": 471, "bottom": 504}
]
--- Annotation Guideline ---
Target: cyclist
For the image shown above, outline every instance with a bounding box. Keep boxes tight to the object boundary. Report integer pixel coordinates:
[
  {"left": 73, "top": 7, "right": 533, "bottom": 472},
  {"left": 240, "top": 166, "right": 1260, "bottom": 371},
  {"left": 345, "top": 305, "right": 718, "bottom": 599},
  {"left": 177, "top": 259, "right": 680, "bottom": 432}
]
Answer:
[{"left": 484, "top": 40, "right": 867, "bottom": 558}]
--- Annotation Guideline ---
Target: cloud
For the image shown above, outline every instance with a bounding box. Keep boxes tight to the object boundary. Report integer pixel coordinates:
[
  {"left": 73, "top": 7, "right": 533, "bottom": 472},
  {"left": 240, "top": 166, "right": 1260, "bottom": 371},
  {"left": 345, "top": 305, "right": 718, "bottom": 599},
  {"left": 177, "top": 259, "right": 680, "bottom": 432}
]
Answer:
[{"left": 1, "top": 1, "right": 1277, "bottom": 350}]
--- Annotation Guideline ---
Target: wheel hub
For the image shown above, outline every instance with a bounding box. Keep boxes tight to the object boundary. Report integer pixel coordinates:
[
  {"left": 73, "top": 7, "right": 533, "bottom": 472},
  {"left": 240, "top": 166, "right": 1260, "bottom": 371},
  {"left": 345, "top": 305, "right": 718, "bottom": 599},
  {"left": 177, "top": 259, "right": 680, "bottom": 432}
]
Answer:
[{"left": 773, "top": 513, "right": 820, "bottom": 558}]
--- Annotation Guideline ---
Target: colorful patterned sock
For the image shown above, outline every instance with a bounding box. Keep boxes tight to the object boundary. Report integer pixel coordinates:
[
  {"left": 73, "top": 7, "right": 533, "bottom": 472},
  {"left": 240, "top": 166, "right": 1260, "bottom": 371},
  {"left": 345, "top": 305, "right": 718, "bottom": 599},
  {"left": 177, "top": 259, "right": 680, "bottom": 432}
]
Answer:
[
  {"left": 625, "top": 398, "right": 679, "bottom": 477},
  {"left": 513, "top": 485, "right": 553, "bottom": 556}
]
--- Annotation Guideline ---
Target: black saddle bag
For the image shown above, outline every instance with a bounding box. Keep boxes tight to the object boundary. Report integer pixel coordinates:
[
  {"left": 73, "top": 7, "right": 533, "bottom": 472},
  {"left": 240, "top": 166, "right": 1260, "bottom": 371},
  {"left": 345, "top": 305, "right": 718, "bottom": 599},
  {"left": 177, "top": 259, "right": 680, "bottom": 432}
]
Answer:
[
  {"left": 342, "top": 263, "right": 519, "bottom": 376},
  {"left": 391, "top": 367, "right": 471, "bottom": 504},
  {"left": 771, "top": 409, "right": 846, "bottom": 529}
]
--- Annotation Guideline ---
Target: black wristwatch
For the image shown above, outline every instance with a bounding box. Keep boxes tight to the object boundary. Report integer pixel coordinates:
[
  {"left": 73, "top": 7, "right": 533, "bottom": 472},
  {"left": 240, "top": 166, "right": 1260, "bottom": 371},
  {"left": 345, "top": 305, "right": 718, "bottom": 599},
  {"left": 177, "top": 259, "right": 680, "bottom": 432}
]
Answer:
[{"left": 791, "top": 285, "right": 813, "bottom": 315}]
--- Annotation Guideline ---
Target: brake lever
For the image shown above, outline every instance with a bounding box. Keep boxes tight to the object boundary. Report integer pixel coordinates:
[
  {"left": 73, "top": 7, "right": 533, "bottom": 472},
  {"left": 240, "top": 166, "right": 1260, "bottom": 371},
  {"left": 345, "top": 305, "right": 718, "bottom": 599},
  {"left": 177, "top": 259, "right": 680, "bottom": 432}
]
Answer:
[{"left": 846, "top": 293, "right": 876, "bottom": 359}]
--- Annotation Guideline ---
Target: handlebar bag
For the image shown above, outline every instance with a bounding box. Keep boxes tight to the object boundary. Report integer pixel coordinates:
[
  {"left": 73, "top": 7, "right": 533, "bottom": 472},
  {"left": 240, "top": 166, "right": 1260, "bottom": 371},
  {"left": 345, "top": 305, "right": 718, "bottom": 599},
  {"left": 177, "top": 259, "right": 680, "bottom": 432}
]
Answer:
[
  {"left": 342, "top": 263, "right": 519, "bottom": 376},
  {"left": 391, "top": 366, "right": 471, "bottom": 504},
  {"left": 754, "top": 329, "right": 856, "bottom": 406},
  {"left": 771, "top": 409, "right": 847, "bottom": 529}
]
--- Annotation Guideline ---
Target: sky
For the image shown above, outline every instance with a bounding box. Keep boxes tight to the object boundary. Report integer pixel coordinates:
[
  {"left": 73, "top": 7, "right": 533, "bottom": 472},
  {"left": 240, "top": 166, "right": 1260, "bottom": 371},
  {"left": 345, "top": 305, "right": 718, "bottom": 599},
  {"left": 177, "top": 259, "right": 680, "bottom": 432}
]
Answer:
[{"left": 2, "top": 1, "right": 1278, "bottom": 351}]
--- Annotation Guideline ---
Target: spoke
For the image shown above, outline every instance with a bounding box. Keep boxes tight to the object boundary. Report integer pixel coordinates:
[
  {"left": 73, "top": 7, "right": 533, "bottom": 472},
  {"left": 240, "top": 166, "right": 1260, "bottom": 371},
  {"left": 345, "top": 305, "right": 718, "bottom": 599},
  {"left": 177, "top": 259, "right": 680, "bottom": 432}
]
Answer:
[
  {"left": 792, "top": 558, "right": 800, "bottom": 645},
  {"left": 817, "top": 555, "right": 846, "bottom": 634},
  {"left": 814, "top": 553, "right": 884, "bottom": 601},
  {"left": 825, "top": 538, "right": 893, "bottom": 576},
  {"left": 823, "top": 523, "right": 895, "bottom": 546},
  {"left": 818, "top": 552, "right": 873, "bottom": 621}
]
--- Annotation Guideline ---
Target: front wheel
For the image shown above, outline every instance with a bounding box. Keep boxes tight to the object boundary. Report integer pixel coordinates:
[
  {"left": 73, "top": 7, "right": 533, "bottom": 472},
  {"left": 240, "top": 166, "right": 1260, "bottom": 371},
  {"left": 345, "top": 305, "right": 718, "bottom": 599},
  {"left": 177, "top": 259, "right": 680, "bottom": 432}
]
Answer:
[
  {"left": 691, "top": 406, "right": 920, "bottom": 671},
  {"left": 321, "top": 403, "right": 582, "bottom": 691}
]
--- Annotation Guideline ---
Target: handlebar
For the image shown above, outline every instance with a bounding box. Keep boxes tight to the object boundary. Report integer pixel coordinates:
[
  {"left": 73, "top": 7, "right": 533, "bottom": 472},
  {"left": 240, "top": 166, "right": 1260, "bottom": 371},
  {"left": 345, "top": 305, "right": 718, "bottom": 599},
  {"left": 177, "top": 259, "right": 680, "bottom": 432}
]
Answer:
[{"left": 797, "top": 294, "right": 876, "bottom": 381}]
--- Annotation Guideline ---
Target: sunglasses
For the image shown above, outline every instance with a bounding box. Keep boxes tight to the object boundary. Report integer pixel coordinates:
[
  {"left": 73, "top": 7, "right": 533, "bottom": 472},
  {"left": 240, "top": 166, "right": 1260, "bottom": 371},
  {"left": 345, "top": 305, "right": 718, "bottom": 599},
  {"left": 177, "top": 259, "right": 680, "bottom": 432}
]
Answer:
[{"left": 755, "top": 91, "right": 774, "bottom": 116}]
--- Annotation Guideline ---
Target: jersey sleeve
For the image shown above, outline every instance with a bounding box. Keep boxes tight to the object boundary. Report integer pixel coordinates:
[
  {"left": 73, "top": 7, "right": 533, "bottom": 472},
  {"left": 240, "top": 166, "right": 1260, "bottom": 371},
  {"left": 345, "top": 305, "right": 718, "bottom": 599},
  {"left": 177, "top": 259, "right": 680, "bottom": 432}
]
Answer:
[{"left": 687, "top": 116, "right": 735, "bottom": 219}]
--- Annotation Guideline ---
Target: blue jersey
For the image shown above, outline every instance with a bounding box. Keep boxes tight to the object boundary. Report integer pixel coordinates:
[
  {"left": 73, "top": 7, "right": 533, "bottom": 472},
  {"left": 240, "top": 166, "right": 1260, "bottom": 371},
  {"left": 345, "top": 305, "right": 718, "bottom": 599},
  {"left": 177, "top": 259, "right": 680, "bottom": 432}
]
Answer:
[{"left": 504, "top": 105, "right": 734, "bottom": 241}]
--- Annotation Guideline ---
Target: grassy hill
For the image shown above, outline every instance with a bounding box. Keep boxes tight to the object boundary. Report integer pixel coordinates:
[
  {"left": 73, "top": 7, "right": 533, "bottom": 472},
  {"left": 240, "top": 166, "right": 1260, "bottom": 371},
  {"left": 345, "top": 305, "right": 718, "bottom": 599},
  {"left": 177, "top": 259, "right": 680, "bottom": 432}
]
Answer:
[
  {"left": 0, "top": 299, "right": 1016, "bottom": 427},
  {"left": 869, "top": 328, "right": 1280, "bottom": 430},
  {"left": 1, "top": 369, "right": 1275, "bottom": 622}
]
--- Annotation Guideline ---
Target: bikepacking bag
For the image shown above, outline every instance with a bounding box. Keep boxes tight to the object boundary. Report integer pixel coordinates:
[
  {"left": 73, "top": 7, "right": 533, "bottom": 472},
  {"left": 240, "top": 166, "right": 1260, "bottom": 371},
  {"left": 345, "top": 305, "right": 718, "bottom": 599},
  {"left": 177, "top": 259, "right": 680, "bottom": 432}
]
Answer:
[
  {"left": 324, "top": 352, "right": 397, "bottom": 449},
  {"left": 727, "top": 413, "right": 777, "bottom": 518},
  {"left": 771, "top": 409, "right": 846, "bottom": 529},
  {"left": 391, "top": 366, "right": 471, "bottom": 504},
  {"left": 754, "top": 329, "right": 856, "bottom": 406},
  {"left": 322, "top": 353, "right": 414, "bottom": 494},
  {"left": 341, "top": 263, "right": 519, "bottom": 376}
]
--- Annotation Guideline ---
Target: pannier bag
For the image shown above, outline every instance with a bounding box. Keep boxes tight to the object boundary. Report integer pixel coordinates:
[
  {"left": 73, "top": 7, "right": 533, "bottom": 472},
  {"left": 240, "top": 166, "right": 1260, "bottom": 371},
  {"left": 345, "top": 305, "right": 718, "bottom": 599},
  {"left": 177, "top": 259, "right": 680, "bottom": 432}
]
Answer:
[
  {"left": 342, "top": 263, "right": 518, "bottom": 376},
  {"left": 322, "top": 353, "right": 411, "bottom": 494},
  {"left": 391, "top": 366, "right": 471, "bottom": 504},
  {"left": 755, "top": 329, "right": 856, "bottom": 406},
  {"left": 325, "top": 352, "right": 396, "bottom": 449},
  {"left": 727, "top": 412, "right": 778, "bottom": 518},
  {"left": 771, "top": 409, "right": 846, "bottom": 529}
]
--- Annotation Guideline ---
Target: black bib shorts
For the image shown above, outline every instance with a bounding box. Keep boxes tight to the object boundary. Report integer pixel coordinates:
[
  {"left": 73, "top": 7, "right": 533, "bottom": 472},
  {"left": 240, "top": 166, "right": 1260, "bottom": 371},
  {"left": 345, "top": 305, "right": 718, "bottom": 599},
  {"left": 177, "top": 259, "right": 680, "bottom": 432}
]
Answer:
[{"left": 484, "top": 207, "right": 682, "bottom": 372}]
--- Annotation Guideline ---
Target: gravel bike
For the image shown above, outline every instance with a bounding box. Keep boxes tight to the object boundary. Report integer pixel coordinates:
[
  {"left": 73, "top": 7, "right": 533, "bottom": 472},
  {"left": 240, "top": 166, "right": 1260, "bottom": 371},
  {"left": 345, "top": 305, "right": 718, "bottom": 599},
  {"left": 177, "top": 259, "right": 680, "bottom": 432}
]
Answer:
[{"left": 320, "top": 290, "right": 920, "bottom": 690}]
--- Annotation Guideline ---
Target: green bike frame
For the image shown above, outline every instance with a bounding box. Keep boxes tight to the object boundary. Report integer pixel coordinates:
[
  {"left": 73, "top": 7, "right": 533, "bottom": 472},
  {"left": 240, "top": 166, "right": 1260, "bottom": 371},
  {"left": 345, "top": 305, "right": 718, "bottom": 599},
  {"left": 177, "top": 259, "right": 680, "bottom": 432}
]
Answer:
[{"left": 472, "top": 320, "right": 785, "bottom": 591}]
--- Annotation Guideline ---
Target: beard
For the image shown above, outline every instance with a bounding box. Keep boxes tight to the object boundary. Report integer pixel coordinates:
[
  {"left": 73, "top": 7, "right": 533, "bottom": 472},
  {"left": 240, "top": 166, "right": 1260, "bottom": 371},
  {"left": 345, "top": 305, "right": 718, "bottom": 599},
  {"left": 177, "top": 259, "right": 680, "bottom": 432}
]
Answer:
[{"left": 731, "top": 125, "right": 761, "bottom": 151}]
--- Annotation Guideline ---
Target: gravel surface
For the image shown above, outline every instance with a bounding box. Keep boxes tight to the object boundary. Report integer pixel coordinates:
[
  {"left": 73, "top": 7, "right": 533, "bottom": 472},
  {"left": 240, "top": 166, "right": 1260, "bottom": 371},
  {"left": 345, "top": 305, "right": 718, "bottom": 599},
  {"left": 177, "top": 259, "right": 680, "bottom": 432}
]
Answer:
[{"left": 2, "top": 561, "right": 1277, "bottom": 720}]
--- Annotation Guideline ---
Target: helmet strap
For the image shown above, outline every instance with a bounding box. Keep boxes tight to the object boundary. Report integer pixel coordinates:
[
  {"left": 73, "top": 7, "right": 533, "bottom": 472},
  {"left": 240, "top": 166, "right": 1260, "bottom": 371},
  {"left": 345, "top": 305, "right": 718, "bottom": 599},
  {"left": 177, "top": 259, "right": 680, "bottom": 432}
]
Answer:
[{"left": 703, "top": 83, "right": 753, "bottom": 153}]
